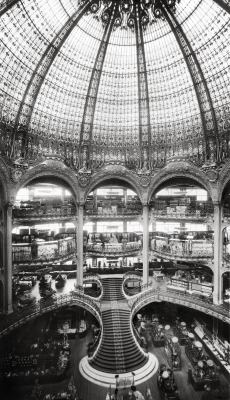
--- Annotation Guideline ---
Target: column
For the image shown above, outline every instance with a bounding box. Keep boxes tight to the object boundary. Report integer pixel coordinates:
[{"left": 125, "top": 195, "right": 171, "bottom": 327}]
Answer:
[
  {"left": 92, "top": 221, "right": 97, "bottom": 233},
  {"left": 123, "top": 188, "right": 127, "bottom": 206},
  {"left": 4, "top": 202, "right": 13, "bottom": 313},
  {"left": 142, "top": 204, "right": 149, "bottom": 285},
  {"left": 213, "top": 202, "right": 223, "bottom": 305},
  {"left": 123, "top": 219, "right": 127, "bottom": 233},
  {"left": 76, "top": 203, "right": 84, "bottom": 288}
]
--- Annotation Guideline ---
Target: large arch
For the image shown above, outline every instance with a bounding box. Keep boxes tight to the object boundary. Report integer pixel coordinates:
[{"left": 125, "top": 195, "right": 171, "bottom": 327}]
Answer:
[
  {"left": 12, "top": 160, "right": 80, "bottom": 204},
  {"left": 84, "top": 167, "right": 143, "bottom": 203},
  {"left": 147, "top": 162, "right": 214, "bottom": 203}
]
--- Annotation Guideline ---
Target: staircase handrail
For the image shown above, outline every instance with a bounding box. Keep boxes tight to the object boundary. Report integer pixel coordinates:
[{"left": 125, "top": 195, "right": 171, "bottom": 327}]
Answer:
[
  {"left": 83, "top": 272, "right": 101, "bottom": 281},
  {"left": 122, "top": 270, "right": 142, "bottom": 281},
  {"left": 0, "top": 291, "right": 102, "bottom": 338},
  {"left": 129, "top": 287, "right": 230, "bottom": 325}
]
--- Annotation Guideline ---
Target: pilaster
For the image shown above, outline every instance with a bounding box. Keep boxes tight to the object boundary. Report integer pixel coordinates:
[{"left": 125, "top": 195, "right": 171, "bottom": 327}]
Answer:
[
  {"left": 142, "top": 203, "right": 149, "bottom": 285},
  {"left": 213, "top": 202, "right": 223, "bottom": 305},
  {"left": 4, "top": 202, "right": 13, "bottom": 313},
  {"left": 76, "top": 203, "right": 84, "bottom": 288}
]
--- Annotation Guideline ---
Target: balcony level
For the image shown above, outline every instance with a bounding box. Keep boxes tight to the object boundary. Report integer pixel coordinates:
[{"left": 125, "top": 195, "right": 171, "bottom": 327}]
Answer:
[
  {"left": 150, "top": 231, "right": 214, "bottom": 263},
  {"left": 12, "top": 236, "right": 76, "bottom": 267},
  {"left": 13, "top": 202, "right": 76, "bottom": 225}
]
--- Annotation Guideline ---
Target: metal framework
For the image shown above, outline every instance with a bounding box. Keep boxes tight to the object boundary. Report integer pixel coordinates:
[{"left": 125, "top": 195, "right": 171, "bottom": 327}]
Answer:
[
  {"left": 0, "top": 0, "right": 19, "bottom": 17},
  {"left": 12, "top": 0, "right": 94, "bottom": 158},
  {"left": 213, "top": 0, "right": 230, "bottom": 13},
  {"left": 133, "top": 1, "right": 151, "bottom": 169},
  {"left": 79, "top": 2, "right": 119, "bottom": 170},
  {"left": 160, "top": 2, "right": 220, "bottom": 163}
]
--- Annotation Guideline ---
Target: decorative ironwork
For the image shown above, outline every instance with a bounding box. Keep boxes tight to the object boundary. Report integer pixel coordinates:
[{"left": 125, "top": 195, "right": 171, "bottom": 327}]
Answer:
[
  {"left": 79, "top": 1, "right": 119, "bottom": 170},
  {"left": 213, "top": 0, "right": 230, "bottom": 14},
  {"left": 90, "top": 0, "right": 180, "bottom": 31},
  {"left": 0, "top": 0, "right": 19, "bottom": 17},
  {"left": 11, "top": 0, "right": 93, "bottom": 159},
  {"left": 160, "top": 2, "right": 220, "bottom": 164},
  {"left": 133, "top": 1, "right": 151, "bottom": 171}
]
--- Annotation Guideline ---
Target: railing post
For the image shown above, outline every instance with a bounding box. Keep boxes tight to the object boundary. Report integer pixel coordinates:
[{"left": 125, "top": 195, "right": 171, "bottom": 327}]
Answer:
[
  {"left": 213, "top": 202, "right": 223, "bottom": 305},
  {"left": 142, "top": 203, "right": 149, "bottom": 285}
]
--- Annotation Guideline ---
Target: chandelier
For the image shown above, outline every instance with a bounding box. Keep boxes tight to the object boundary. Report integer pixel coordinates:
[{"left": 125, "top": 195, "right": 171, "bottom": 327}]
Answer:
[{"left": 87, "top": 0, "right": 180, "bottom": 30}]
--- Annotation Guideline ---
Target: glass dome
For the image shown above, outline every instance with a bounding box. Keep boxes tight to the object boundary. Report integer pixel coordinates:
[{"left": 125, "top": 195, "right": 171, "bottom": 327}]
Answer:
[{"left": 0, "top": 0, "right": 229, "bottom": 169}]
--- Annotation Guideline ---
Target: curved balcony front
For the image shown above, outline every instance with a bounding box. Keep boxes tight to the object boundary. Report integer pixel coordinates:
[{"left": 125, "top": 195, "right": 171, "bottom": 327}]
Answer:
[
  {"left": 150, "top": 200, "right": 213, "bottom": 222},
  {"left": 13, "top": 203, "right": 76, "bottom": 224},
  {"left": 84, "top": 206, "right": 142, "bottom": 220},
  {"left": 150, "top": 233, "right": 213, "bottom": 262},
  {"left": 12, "top": 237, "right": 76, "bottom": 266},
  {"left": 85, "top": 242, "right": 142, "bottom": 257}
]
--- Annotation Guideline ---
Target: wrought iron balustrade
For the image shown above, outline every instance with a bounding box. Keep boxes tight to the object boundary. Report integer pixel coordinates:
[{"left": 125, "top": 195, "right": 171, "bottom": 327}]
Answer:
[
  {"left": 129, "top": 287, "right": 230, "bottom": 325},
  {"left": 150, "top": 200, "right": 214, "bottom": 219},
  {"left": 13, "top": 204, "right": 76, "bottom": 220},
  {"left": 150, "top": 232, "right": 214, "bottom": 259},
  {"left": 12, "top": 237, "right": 76, "bottom": 263},
  {"left": 85, "top": 241, "right": 142, "bottom": 255},
  {"left": 0, "top": 291, "right": 101, "bottom": 338}
]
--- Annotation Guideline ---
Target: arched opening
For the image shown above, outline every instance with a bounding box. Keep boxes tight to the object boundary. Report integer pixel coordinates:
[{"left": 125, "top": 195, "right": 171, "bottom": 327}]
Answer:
[
  {"left": 84, "top": 178, "right": 143, "bottom": 273},
  {"left": 12, "top": 177, "right": 79, "bottom": 307},
  {"left": 0, "top": 304, "right": 100, "bottom": 398},
  {"left": 149, "top": 177, "right": 214, "bottom": 297},
  {"left": 133, "top": 301, "right": 229, "bottom": 393}
]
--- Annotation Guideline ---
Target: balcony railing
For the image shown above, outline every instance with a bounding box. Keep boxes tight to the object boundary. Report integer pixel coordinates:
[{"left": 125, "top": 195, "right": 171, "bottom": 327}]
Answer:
[
  {"left": 129, "top": 287, "right": 230, "bottom": 325},
  {"left": 150, "top": 200, "right": 213, "bottom": 219},
  {"left": 0, "top": 291, "right": 101, "bottom": 338},
  {"left": 13, "top": 203, "right": 76, "bottom": 220},
  {"left": 84, "top": 205, "right": 142, "bottom": 217},
  {"left": 150, "top": 233, "right": 214, "bottom": 259},
  {"left": 85, "top": 242, "right": 142, "bottom": 256},
  {"left": 12, "top": 237, "right": 76, "bottom": 263}
]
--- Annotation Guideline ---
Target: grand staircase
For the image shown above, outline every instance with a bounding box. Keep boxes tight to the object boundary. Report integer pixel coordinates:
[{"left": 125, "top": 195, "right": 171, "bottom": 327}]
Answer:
[
  {"left": 101, "top": 277, "right": 125, "bottom": 302},
  {"left": 89, "top": 277, "right": 147, "bottom": 373}
]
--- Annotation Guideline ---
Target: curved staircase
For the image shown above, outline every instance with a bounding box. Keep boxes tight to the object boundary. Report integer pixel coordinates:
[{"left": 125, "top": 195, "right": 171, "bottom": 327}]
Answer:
[{"left": 89, "top": 277, "right": 147, "bottom": 373}]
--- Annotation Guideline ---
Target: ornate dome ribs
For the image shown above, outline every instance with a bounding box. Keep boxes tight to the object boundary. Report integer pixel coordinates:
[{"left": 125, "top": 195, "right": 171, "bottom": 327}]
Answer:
[{"left": 0, "top": 0, "right": 229, "bottom": 168}]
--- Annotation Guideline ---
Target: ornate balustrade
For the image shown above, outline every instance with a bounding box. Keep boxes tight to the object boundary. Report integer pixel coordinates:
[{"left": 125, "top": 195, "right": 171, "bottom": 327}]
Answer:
[
  {"left": 85, "top": 206, "right": 142, "bottom": 218},
  {"left": 83, "top": 273, "right": 101, "bottom": 281},
  {"left": 122, "top": 270, "right": 142, "bottom": 281},
  {"left": 129, "top": 287, "right": 230, "bottom": 325},
  {"left": 0, "top": 291, "right": 101, "bottom": 338},
  {"left": 12, "top": 237, "right": 76, "bottom": 264},
  {"left": 150, "top": 233, "right": 213, "bottom": 260},
  {"left": 85, "top": 241, "right": 142, "bottom": 256},
  {"left": 13, "top": 203, "right": 76, "bottom": 221},
  {"left": 150, "top": 200, "right": 213, "bottom": 220}
]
